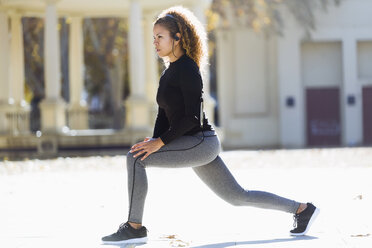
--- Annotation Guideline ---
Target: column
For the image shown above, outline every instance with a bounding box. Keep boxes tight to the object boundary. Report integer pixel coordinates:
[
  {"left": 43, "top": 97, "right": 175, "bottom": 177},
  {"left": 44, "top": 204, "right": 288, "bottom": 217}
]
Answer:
[
  {"left": 39, "top": 0, "right": 67, "bottom": 133},
  {"left": 144, "top": 11, "right": 159, "bottom": 122},
  {"left": 277, "top": 25, "right": 305, "bottom": 148},
  {"left": 0, "top": 11, "right": 11, "bottom": 133},
  {"left": 0, "top": 11, "right": 9, "bottom": 102},
  {"left": 192, "top": 0, "right": 216, "bottom": 124},
  {"left": 10, "top": 13, "right": 25, "bottom": 105},
  {"left": 68, "top": 16, "right": 88, "bottom": 130},
  {"left": 342, "top": 38, "right": 362, "bottom": 145},
  {"left": 9, "top": 12, "right": 30, "bottom": 134},
  {"left": 215, "top": 29, "right": 232, "bottom": 141},
  {"left": 125, "top": 0, "right": 152, "bottom": 130}
]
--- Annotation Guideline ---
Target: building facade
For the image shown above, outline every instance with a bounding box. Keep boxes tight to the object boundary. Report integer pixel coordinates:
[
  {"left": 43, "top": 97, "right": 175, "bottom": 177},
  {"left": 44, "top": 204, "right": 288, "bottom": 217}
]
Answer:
[
  {"left": 1, "top": 0, "right": 372, "bottom": 156},
  {"left": 0, "top": 0, "right": 214, "bottom": 156},
  {"left": 216, "top": 0, "right": 372, "bottom": 148}
]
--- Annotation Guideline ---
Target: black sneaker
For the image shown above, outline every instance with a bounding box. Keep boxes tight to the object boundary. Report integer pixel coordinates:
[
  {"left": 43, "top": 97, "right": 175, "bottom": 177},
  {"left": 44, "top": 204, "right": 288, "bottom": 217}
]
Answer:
[
  {"left": 102, "top": 222, "right": 148, "bottom": 245},
  {"left": 290, "top": 203, "right": 320, "bottom": 236}
]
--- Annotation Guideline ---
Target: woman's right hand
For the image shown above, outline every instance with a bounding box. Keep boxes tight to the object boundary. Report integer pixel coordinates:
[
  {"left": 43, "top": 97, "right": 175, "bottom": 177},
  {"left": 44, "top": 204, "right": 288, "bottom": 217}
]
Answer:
[
  {"left": 129, "top": 137, "right": 164, "bottom": 161},
  {"left": 129, "top": 137, "right": 154, "bottom": 153}
]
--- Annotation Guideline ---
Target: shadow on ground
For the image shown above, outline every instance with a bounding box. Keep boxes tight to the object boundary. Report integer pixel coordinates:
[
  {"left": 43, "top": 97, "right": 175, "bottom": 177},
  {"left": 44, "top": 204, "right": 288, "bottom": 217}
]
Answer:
[
  {"left": 102, "top": 243, "right": 146, "bottom": 248},
  {"left": 190, "top": 236, "right": 318, "bottom": 248},
  {"left": 100, "top": 236, "right": 318, "bottom": 248}
]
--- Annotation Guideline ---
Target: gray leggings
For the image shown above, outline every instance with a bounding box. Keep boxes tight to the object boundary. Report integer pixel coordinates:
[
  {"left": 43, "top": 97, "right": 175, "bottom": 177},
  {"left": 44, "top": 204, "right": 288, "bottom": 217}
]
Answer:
[{"left": 126, "top": 130, "right": 300, "bottom": 223}]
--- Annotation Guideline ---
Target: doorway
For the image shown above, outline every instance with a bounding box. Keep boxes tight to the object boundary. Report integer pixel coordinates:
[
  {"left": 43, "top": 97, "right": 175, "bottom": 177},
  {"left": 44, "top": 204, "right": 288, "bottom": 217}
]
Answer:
[{"left": 306, "top": 88, "right": 341, "bottom": 146}]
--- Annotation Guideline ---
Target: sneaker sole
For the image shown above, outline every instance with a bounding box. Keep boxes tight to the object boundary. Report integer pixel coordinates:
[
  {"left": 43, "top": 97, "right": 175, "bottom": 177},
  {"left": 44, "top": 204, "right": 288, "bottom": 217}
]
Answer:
[
  {"left": 102, "top": 237, "right": 148, "bottom": 245},
  {"left": 290, "top": 207, "right": 320, "bottom": 236}
]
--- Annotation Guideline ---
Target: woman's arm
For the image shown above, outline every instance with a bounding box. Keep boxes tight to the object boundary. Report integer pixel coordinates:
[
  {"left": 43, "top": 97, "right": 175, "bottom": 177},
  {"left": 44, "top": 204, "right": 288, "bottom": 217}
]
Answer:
[
  {"left": 152, "top": 107, "right": 169, "bottom": 139},
  {"left": 129, "top": 106, "right": 168, "bottom": 161}
]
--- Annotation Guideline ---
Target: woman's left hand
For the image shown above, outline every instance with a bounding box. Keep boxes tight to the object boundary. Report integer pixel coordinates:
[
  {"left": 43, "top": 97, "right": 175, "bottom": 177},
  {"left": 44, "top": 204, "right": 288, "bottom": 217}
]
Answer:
[{"left": 130, "top": 138, "right": 165, "bottom": 161}]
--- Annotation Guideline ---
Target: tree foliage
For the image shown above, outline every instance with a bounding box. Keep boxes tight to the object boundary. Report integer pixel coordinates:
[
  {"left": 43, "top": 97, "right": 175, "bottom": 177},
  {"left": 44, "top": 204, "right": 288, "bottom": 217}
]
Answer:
[
  {"left": 22, "top": 17, "right": 129, "bottom": 130},
  {"left": 210, "top": 0, "right": 342, "bottom": 35},
  {"left": 83, "top": 18, "right": 129, "bottom": 113},
  {"left": 23, "top": 18, "right": 45, "bottom": 100}
]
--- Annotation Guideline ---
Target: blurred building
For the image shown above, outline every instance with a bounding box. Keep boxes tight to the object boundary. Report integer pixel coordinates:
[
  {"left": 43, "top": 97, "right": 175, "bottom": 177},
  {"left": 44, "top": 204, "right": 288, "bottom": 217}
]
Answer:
[
  {"left": 0, "top": 0, "right": 213, "bottom": 157},
  {"left": 216, "top": 0, "right": 372, "bottom": 148},
  {"left": 1, "top": 0, "right": 372, "bottom": 158}
]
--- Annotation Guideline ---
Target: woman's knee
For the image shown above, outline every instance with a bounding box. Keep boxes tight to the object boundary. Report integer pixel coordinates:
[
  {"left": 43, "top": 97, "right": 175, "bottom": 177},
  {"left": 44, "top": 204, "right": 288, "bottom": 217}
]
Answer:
[
  {"left": 126, "top": 151, "right": 135, "bottom": 165},
  {"left": 127, "top": 151, "right": 134, "bottom": 160},
  {"left": 126, "top": 151, "right": 145, "bottom": 169},
  {"left": 224, "top": 196, "right": 245, "bottom": 206}
]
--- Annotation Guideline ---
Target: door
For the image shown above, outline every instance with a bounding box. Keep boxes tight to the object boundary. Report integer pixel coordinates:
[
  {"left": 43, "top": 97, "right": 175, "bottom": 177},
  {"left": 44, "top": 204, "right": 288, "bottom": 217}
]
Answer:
[
  {"left": 363, "top": 86, "right": 372, "bottom": 145},
  {"left": 306, "top": 88, "right": 341, "bottom": 146}
]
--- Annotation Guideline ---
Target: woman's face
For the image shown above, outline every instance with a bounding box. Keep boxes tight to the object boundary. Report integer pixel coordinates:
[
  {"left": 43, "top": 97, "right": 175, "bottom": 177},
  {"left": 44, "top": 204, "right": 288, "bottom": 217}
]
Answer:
[{"left": 153, "top": 24, "right": 174, "bottom": 58}]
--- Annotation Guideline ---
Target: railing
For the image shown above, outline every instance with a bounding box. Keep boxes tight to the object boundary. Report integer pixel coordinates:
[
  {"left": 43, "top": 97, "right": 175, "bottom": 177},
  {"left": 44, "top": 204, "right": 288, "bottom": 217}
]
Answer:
[{"left": 3, "top": 108, "right": 30, "bottom": 135}]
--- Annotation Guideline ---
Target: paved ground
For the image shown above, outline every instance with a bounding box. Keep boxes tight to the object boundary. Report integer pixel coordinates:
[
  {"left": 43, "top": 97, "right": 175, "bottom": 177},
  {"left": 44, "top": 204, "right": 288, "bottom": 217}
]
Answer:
[{"left": 1, "top": 147, "right": 372, "bottom": 248}]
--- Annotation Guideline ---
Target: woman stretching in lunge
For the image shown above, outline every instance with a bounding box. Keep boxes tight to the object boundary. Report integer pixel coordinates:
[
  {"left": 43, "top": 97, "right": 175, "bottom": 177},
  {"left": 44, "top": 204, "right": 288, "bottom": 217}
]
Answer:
[{"left": 102, "top": 6, "right": 319, "bottom": 245}]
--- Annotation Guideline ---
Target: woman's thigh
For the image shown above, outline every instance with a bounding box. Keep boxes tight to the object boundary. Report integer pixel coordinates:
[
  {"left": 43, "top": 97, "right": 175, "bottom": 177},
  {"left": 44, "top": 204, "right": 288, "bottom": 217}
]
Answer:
[{"left": 130, "top": 133, "right": 220, "bottom": 169}]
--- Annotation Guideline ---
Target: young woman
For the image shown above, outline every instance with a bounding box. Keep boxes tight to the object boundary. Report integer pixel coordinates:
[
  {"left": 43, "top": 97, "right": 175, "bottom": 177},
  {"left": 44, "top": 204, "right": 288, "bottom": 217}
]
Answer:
[{"left": 102, "top": 6, "right": 319, "bottom": 245}]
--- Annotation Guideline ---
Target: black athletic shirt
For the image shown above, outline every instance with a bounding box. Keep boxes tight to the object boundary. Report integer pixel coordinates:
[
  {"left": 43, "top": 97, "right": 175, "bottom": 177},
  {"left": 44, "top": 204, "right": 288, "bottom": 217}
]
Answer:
[{"left": 152, "top": 54, "right": 213, "bottom": 145}]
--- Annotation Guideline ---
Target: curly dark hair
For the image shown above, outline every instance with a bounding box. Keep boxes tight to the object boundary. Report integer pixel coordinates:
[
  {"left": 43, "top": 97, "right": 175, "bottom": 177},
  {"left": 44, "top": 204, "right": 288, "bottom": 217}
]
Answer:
[{"left": 154, "top": 6, "right": 208, "bottom": 74}]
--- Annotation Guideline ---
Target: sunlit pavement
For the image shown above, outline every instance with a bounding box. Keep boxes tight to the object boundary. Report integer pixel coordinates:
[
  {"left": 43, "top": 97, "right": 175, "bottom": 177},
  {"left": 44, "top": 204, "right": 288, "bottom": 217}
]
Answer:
[{"left": 1, "top": 148, "right": 372, "bottom": 248}]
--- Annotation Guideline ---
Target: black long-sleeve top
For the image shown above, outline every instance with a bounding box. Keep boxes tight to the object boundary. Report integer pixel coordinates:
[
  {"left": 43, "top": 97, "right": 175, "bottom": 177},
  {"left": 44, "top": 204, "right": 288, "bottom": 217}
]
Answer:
[{"left": 152, "top": 54, "right": 213, "bottom": 144}]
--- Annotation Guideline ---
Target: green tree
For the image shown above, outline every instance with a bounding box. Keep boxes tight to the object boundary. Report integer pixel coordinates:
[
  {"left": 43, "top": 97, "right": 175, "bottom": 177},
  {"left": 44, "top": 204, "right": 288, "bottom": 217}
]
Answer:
[
  {"left": 22, "top": 17, "right": 129, "bottom": 130},
  {"left": 210, "top": 0, "right": 342, "bottom": 35},
  {"left": 83, "top": 17, "right": 129, "bottom": 129}
]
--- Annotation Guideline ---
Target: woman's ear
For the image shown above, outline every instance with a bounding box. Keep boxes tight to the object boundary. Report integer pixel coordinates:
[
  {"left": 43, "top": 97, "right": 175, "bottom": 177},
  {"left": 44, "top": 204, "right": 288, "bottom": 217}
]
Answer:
[{"left": 174, "top": 33, "right": 181, "bottom": 41}]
